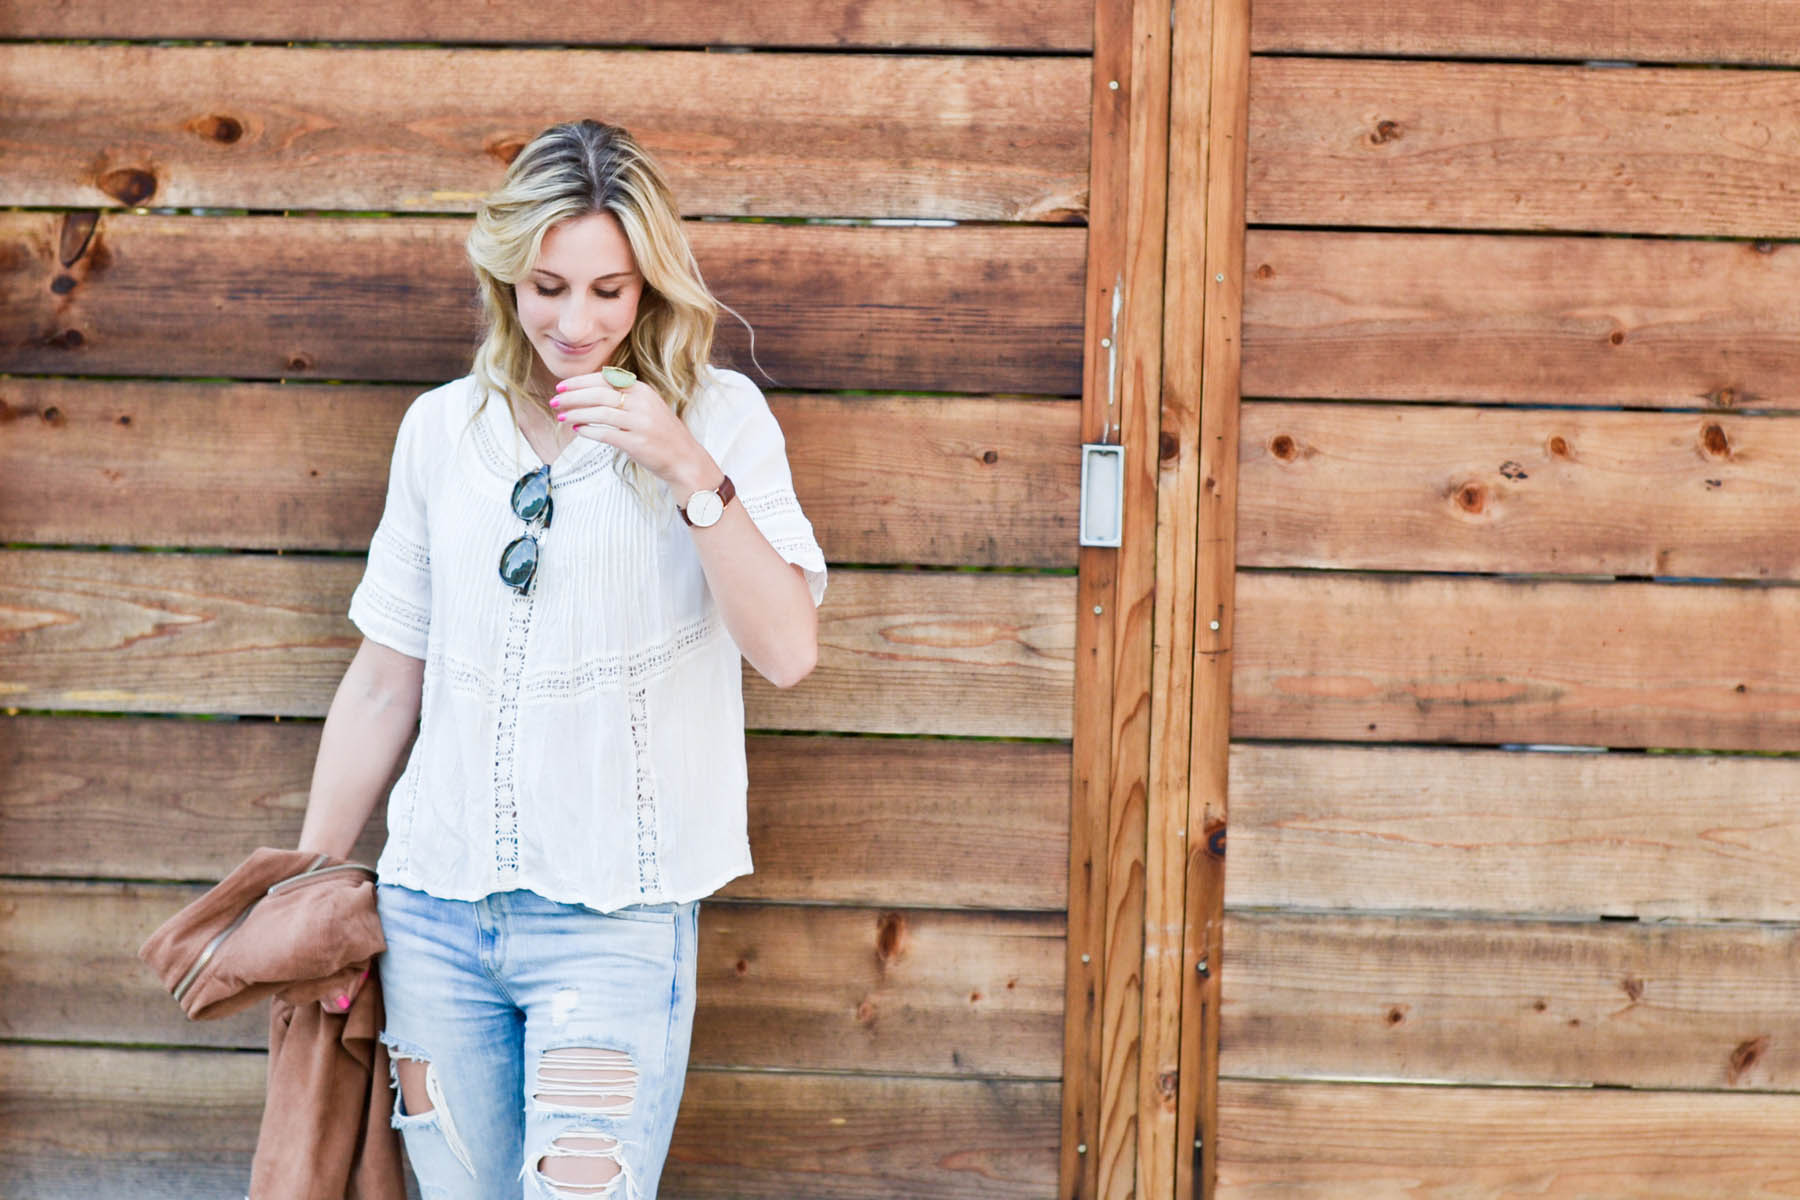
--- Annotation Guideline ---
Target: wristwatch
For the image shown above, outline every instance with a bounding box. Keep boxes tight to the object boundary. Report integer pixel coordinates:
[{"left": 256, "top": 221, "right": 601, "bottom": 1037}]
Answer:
[{"left": 680, "top": 475, "right": 736, "bottom": 528}]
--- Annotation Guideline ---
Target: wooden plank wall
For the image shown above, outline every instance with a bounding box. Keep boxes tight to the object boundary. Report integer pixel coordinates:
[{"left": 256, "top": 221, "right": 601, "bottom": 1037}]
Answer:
[
  {"left": 0, "top": 7, "right": 1096, "bottom": 1197},
  {"left": 1211, "top": 4, "right": 1800, "bottom": 1195}
]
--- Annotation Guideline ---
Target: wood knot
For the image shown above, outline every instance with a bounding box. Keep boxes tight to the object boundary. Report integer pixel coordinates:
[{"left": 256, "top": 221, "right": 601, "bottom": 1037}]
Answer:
[
  {"left": 1708, "top": 387, "right": 1738, "bottom": 409},
  {"left": 1753, "top": 241, "right": 1777, "bottom": 255},
  {"left": 59, "top": 211, "right": 100, "bottom": 267},
  {"left": 980, "top": 449, "right": 998, "bottom": 465},
  {"left": 45, "top": 329, "right": 85, "bottom": 350},
  {"left": 117, "top": 414, "right": 132, "bottom": 426},
  {"left": 1701, "top": 423, "right": 1731, "bottom": 459},
  {"left": 51, "top": 274, "right": 77, "bottom": 295},
  {"left": 1255, "top": 263, "right": 1274, "bottom": 280},
  {"left": 1159, "top": 431, "right": 1180, "bottom": 462},
  {"left": 733, "top": 958, "right": 749, "bottom": 976},
  {"left": 968, "top": 990, "right": 982, "bottom": 1004},
  {"left": 1499, "top": 460, "right": 1528, "bottom": 481},
  {"left": 855, "top": 997, "right": 877, "bottom": 1025},
  {"left": 189, "top": 114, "right": 245, "bottom": 144},
  {"left": 1532, "top": 999, "right": 1548, "bottom": 1012},
  {"left": 1547, "top": 435, "right": 1570, "bottom": 458},
  {"left": 1156, "top": 1069, "right": 1178, "bottom": 1099},
  {"left": 1269, "top": 434, "right": 1297, "bottom": 461},
  {"left": 1609, "top": 329, "right": 1626, "bottom": 346},
  {"left": 1455, "top": 482, "right": 1485, "bottom": 513},
  {"left": 41, "top": 406, "right": 65, "bottom": 427},
  {"left": 1622, "top": 976, "right": 1644, "bottom": 1002},
  {"left": 875, "top": 911, "right": 906, "bottom": 966},
  {"left": 98, "top": 167, "right": 158, "bottom": 207},
  {"left": 1206, "top": 821, "right": 1226, "bottom": 860},
  {"left": 487, "top": 137, "right": 528, "bottom": 165},
  {"left": 1385, "top": 1005, "right": 1408, "bottom": 1026},
  {"left": 285, "top": 352, "right": 314, "bottom": 372},
  {"left": 1735, "top": 683, "right": 1747, "bottom": 694},
  {"left": 1368, "top": 119, "right": 1402, "bottom": 145},
  {"left": 1728, "top": 1036, "right": 1768, "bottom": 1084}
]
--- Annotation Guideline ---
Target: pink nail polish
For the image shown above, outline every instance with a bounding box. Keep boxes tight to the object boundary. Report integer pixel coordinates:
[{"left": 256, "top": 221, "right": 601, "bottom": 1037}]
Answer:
[
  {"left": 548, "top": 397, "right": 560, "bottom": 408},
  {"left": 556, "top": 413, "right": 566, "bottom": 422},
  {"left": 336, "top": 994, "right": 350, "bottom": 1011},
  {"left": 554, "top": 380, "right": 568, "bottom": 392}
]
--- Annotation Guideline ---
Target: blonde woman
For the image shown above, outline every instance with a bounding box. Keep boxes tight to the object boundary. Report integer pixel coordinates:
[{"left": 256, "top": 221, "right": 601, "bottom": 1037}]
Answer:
[{"left": 296, "top": 120, "right": 825, "bottom": 1198}]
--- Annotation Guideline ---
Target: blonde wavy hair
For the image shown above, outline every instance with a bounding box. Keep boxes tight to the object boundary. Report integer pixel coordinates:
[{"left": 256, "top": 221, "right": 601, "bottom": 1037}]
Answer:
[{"left": 467, "top": 120, "right": 717, "bottom": 500}]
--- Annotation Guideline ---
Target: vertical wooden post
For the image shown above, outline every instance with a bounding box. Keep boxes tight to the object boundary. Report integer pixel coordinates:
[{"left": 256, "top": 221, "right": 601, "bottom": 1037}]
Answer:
[
  {"left": 1173, "top": 0, "right": 1250, "bottom": 1197},
  {"left": 1063, "top": 0, "right": 1172, "bottom": 1197}
]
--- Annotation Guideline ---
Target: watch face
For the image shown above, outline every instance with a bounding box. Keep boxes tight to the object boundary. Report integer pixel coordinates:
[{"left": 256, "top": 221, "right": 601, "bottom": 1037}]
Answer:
[{"left": 687, "top": 489, "right": 724, "bottom": 527}]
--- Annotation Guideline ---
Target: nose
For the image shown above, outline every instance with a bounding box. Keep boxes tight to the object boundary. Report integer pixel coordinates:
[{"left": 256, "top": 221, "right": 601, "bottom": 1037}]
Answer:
[{"left": 554, "top": 294, "right": 602, "bottom": 344}]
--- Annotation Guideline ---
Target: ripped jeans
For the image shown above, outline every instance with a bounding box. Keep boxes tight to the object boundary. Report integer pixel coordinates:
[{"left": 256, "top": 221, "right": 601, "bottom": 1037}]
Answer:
[{"left": 375, "top": 884, "right": 699, "bottom": 1200}]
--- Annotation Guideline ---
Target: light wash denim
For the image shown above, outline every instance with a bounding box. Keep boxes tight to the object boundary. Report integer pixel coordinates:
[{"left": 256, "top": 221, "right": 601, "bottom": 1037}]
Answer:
[{"left": 375, "top": 884, "right": 699, "bottom": 1200}]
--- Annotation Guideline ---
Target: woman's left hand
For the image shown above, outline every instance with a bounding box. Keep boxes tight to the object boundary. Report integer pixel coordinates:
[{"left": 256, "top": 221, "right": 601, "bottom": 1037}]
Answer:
[{"left": 551, "top": 372, "right": 717, "bottom": 495}]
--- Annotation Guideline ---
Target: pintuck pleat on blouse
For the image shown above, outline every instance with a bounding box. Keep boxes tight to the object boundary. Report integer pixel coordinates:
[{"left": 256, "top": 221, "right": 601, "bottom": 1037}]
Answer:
[{"left": 348, "top": 369, "right": 826, "bottom": 913}]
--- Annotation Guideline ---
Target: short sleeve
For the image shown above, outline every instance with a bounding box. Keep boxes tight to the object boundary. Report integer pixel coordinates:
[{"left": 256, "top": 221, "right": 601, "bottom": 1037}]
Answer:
[
  {"left": 348, "top": 396, "right": 434, "bottom": 659},
  {"left": 704, "top": 372, "right": 828, "bottom": 606}
]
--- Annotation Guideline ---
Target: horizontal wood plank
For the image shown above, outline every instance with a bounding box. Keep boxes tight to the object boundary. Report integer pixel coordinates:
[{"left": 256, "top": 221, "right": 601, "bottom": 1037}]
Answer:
[
  {"left": 0, "top": 716, "right": 1069, "bottom": 908},
  {"left": 1, "top": 213, "right": 1086, "bottom": 395},
  {"left": 1251, "top": 0, "right": 1800, "bottom": 65},
  {"left": 1248, "top": 58, "right": 1800, "bottom": 238},
  {"left": 1221, "top": 911, "right": 1800, "bottom": 1090},
  {"left": 0, "top": 882, "right": 1063, "bottom": 1076},
  {"left": 0, "top": 380, "right": 1081, "bottom": 566},
  {"left": 1241, "top": 230, "right": 1800, "bottom": 408},
  {"left": 1228, "top": 743, "right": 1800, "bottom": 920},
  {"left": 0, "top": 1045, "right": 1058, "bottom": 1199},
  {"left": 0, "top": 552, "right": 1076, "bottom": 737},
  {"left": 1217, "top": 1078, "right": 1800, "bottom": 1198},
  {"left": 2, "top": 45, "right": 1087, "bottom": 221},
  {"left": 0, "top": 0, "right": 1091, "bottom": 51},
  {"left": 1233, "top": 571, "right": 1800, "bottom": 750},
  {"left": 1239, "top": 402, "right": 1800, "bottom": 578}
]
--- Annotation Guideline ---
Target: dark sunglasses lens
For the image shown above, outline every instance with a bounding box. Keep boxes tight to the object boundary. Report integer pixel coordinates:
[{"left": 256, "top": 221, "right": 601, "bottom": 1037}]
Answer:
[
  {"left": 511, "top": 468, "right": 551, "bottom": 524},
  {"left": 499, "top": 534, "right": 539, "bottom": 592}
]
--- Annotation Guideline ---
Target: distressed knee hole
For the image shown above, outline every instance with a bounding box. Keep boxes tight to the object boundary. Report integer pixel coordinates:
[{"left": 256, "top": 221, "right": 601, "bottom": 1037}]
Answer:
[
  {"left": 534, "top": 1046, "right": 637, "bottom": 1115},
  {"left": 386, "top": 1051, "right": 475, "bottom": 1178},
  {"left": 538, "top": 1134, "right": 623, "bottom": 1196}
]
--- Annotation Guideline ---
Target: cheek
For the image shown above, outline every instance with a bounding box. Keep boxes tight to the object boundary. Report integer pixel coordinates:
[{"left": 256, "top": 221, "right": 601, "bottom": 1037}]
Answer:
[{"left": 516, "top": 292, "right": 555, "bottom": 331}]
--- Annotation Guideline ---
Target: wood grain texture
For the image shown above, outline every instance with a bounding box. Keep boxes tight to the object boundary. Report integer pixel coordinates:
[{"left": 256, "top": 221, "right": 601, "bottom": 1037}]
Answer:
[
  {"left": 2, "top": 212, "right": 1086, "bottom": 395},
  {"left": 1068, "top": 0, "right": 1175, "bottom": 1192},
  {"left": 0, "top": 881, "right": 1063, "bottom": 1076},
  {"left": 1228, "top": 743, "right": 1800, "bottom": 921},
  {"left": 1248, "top": 58, "right": 1800, "bottom": 238},
  {"left": 0, "top": 552, "right": 1076, "bottom": 737},
  {"left": 1222, "top": 911, "right": 1800, "bottom": 1090},
  {"left": 0, "top": 0, "right": 1092, "bottom": 51},
  {"left": 0, "top": 1045, "right": 1059, "bottom": 1200},
  {"left": 1240, "top": 230, "right": 1800, "bottom": 408},
  {"left": 1250, "top": 0, "right": 1800, "bottom": 65},
  {"left": 1216, "top": 1078, "right": 1800, "bottom": 1198},
  {"left": 0, "top": 380, "right": 1081, "bottom": 567},
  {"left": 2, "top": 45, "right": 1087, "bottom": 221},
  {"left": 1239, "top": 403, "right": 1800, "bottom": 579},
  {"left": 0, "top": 716, "right": 1069, "bottom": 908},
  {"left": 1233, "top": 571, "right": 1800, "bottom": 750}
]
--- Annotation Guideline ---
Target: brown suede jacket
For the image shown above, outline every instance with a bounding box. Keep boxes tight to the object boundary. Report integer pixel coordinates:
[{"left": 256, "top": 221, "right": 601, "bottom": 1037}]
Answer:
[{"left": 139, "top": 847, "right": 405, "bottom": 1200}]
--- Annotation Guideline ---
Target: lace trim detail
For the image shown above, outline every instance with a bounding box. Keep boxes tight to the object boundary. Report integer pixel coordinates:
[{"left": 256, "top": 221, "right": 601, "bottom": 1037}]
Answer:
[
  {"left": 629, "top": 685, "right": 663, "bottom": 895},
  {"left": 490, "top": 589, "right": 534, "bottom": 878},
  {"left": 519, "top": 615, "right": 721, "bottom": 700},
  {"left": 354, "top": 580, "right": 429, "bottom": 638},
  {"left": 741, "top": 490, "right": 804, "bottom": 521},
  {"left": 371, "top": 522, "right": 431, "bottom": 572}
]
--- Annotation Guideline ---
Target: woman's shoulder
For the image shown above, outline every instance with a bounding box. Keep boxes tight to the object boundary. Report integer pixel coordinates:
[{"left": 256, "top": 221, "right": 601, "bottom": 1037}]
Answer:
[{"left": 392, "top": 376, "right": 484, "bottom": 448}]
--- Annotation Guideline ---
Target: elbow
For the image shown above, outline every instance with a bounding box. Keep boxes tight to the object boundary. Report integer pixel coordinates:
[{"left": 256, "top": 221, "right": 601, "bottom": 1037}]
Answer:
[{"left": 763, "top": 635, "right": 818, "bottom": 690}]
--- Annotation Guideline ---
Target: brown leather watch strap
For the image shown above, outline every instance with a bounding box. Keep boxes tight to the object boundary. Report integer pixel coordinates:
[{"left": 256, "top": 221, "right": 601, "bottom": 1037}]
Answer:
[{"left": 680, "top": 474, "right": 735, "bottom": 526}]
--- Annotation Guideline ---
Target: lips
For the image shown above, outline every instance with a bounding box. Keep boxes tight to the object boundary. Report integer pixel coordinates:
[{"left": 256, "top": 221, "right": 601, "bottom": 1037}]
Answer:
[{"left": 549, "top": 337, "right": 602, "bottom": 357}]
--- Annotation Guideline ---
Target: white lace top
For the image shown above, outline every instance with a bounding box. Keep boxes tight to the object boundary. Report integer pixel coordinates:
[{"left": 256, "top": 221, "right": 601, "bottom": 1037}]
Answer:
[{"left": 348, "top": 368, "right": 827, "bottom": 912}]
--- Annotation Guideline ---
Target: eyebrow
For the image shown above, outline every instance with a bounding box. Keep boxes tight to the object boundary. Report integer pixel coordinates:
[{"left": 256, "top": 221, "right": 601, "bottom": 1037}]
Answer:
[{"left": 529, "top": 268, "right": 634, "bottom": 282}]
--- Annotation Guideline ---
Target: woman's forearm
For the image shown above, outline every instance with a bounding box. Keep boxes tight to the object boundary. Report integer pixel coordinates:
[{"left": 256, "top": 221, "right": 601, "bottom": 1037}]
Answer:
[
  {"left": 298, "top": 638, "right": 425, "bottom": 858},
  {"left": 686, "top": 497, "right": 818, "bottom": 688}
]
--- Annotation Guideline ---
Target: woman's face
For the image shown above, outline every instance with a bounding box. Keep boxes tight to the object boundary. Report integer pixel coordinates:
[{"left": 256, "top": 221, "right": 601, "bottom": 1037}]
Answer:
[{"left": 518, "top": 211, "right": 645, "bottom": 386}]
